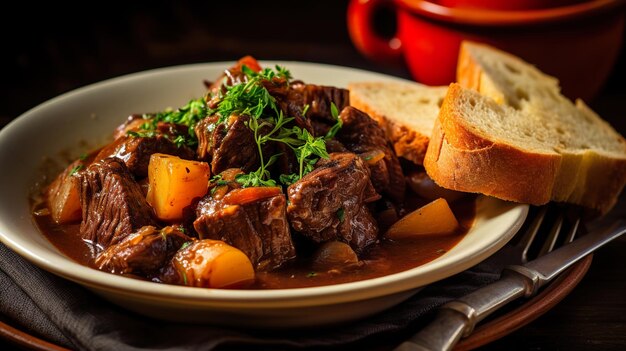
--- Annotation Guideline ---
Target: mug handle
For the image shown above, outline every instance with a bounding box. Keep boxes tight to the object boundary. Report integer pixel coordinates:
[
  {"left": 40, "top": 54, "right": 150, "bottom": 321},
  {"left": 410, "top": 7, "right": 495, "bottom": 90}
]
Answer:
[{"left": 347, "top": 0, "right": 403, "bottom": 63}]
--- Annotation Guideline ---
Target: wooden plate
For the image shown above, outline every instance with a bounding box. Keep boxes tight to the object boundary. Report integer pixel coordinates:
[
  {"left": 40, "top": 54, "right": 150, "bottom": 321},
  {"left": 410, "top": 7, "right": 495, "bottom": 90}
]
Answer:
[{"left": 0, "top": 255, "right": 593, "bottom": 350}]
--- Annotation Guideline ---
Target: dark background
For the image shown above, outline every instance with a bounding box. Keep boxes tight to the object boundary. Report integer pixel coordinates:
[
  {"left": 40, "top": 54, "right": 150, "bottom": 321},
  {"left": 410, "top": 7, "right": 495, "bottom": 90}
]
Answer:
[
  {"left": 1, "top": 1, "right": 625, "bottom": 350},
  {"left": 1, "top": 1, "right": 624, "bottom": 122},
  {"left": 0, "top": 0, "right": 412, "bottom": 122}
]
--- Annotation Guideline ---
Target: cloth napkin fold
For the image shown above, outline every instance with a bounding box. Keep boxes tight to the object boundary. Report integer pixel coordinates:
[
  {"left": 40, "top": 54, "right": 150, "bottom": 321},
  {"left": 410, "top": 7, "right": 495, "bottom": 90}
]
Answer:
[{"left": 0, "top": 242, "right": 519, "bottom": 351}]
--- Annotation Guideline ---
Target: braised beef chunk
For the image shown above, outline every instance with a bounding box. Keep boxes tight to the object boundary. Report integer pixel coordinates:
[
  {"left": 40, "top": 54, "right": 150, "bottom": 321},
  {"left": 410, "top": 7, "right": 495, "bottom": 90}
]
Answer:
[
  {"left": 265, "top": 81, "right": 349, "bottom": 138},
  {"left": 79, "top": 158, "right": 157, "bottom": 248},
  {"left": 286, "top": 152, "right": 380, "bottom": 253},
  {"left": 195, "top": 115, "right": 262, "bottom": 175},
  {"left": 193, "top": 170, "right": 296, "bottom": 270},
  {"left": 195, "top": 115, "right": 219, "bottom": 161},
  {"left": 272, "top": 141, "right": 299, "bottom": 176},
  {"left": 114, "top": 114, "right": 145, "bottom": 140},
  {"left": 262, "top": 78, "right": 314, "bottom": 134},
  {"left": 337, "top": 107, "right": 406, "bottom": 203},
  {"left": 262, "top": 80, "right": 349, "bottom": 173},
  {"left": 310, "top": 120, "right": 333, "bottom": 137},
  {"left": 290, "top": 83, "right": 349, "bottom": 137},
  {"left": 95, "top": 225, "right": 191, "bottom": 275},
  {"left": 95, "top": 130, "right": 195, "bottom": 178},
  {"left": 296, "top": 84, "right": 350, "bottom": 124},
  {"left": 324, "top": 139, "right": 348, "bottom": 153}
]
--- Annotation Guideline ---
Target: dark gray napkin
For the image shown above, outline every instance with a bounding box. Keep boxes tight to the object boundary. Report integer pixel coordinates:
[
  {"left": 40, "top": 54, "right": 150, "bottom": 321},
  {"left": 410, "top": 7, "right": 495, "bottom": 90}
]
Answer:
[{"left": 0, "top": 242, "right": 519, "bottom": 351}]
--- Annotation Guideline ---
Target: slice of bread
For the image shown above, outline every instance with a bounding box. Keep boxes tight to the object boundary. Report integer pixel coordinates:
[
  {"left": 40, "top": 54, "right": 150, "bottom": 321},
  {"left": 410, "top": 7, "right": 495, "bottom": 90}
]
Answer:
[
  {"left": 348, "top": 81, "right": 448, "bottom": 165},
  {"left": 424, "top": 82, "right": 626, "bottom": 213},
  {"left": 450, "top": 41, "right": 626, "bottom": 213}
]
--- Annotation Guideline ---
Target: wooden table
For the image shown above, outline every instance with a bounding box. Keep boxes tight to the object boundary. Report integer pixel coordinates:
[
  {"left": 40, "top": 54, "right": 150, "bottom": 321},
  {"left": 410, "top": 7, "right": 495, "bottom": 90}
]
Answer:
[{"left": 1, "top": 1, "right": 624, "bottom": 350}]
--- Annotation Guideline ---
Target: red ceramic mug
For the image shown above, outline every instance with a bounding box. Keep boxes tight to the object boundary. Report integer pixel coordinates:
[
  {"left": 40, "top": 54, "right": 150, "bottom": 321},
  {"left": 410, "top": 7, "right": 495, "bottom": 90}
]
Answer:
[{"left": 347, "top": 0, "right": 625, "bottom": 101}]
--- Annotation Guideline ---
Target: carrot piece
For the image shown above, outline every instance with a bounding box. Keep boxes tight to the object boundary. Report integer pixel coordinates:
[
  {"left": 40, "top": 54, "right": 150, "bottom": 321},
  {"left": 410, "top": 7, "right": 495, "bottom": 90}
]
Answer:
[
  {"left": 237, "top": 55, "right": 262, "bottom": 72},
  {"left": 222, "top": 187, "right": 282, "bottom": 205},
  {"left": 360, "top": 150, "right": 386, "bottom": 165},
  {"left": 146, "top": 153, "right": 210, "bottom": 221},
  {"left": 385, "top": 198, "right": 459, "bottom": 239}
]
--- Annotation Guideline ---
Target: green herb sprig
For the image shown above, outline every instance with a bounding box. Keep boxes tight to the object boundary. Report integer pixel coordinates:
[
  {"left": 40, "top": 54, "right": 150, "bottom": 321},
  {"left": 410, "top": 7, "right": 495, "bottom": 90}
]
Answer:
[
  {"left": 214, "top": 65, "right": 336, "bottom": 188},
  {"left": 325, "top": 102, "right": 343, "bottom": 140},
  {"left": 127, "top": 97, "right": 210, "bottom": 148},
  {"left": 217, "top": 65, "right": 291, "bottom": 124}
]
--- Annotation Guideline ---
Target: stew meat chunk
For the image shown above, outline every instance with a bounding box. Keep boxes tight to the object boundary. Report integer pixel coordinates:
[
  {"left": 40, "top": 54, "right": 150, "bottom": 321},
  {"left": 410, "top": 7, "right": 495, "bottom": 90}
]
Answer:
[
  {"left": 297, "top": 83, "right": 350, "bottom": 122},
  {"left": 95, "top": 225, "right": 191, "bottom": 275},
  {"left": 286, "top": 152, "right": 381, "bottom": 253},
  {"left": 195, "top": 115, "right": 263, "bottom": 175},
  {"left": 193, "top": 169, "right": 296, "bottom": 271},
  {"left": 79, "top": 157, "right": 158, "bottom": 248},
  {"left": 337, "top": 106, "right": 406, "bottom": 203},
  {"left": 95, "top": 125, "right": 195, "bottom": 178}
]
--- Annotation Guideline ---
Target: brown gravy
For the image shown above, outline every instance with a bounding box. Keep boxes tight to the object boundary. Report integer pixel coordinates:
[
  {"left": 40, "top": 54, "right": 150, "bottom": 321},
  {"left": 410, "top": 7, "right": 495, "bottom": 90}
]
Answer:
[{"left": 33, "top": 196, "right": 475, "bottom": 289}]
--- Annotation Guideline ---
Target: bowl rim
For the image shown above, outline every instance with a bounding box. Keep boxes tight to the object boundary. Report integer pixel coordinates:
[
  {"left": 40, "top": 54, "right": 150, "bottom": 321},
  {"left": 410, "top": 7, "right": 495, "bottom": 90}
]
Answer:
[{"left": 394, "top": 0, "right": 625, "bottom": 26}]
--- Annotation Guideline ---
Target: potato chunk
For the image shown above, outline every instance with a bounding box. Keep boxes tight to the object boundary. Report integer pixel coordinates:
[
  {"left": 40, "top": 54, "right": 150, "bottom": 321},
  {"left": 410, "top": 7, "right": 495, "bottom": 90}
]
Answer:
[
  {"left": 46, "top": 160, "right": 84, "bottom": 224},
  {"left": 147, "top": 153, "right": 210, "bottom": 221},
  {"left": 311, "top": 241, "right": 359, "bottom": 271},
  {"left": 172, "top": 239, "right": 255, "bottom": 288},
  {"left": 385, "top": 198, "right": 459, "bottom": 239}
]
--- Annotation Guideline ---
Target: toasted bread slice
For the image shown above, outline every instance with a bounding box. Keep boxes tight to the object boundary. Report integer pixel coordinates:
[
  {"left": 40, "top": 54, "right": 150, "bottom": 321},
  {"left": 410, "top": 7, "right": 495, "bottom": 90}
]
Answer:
[
  {"left": 348, "top": 81, "right": 448, "bottom": 164},
  {"left": 424, "top": 83, "right": 626, "bottom": 213}
]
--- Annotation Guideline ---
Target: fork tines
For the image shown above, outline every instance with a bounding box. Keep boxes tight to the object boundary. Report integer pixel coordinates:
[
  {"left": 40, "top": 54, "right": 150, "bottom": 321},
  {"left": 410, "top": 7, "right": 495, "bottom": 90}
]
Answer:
[{"left": 515, "top": 204, "right": 583, "bottom": 263}]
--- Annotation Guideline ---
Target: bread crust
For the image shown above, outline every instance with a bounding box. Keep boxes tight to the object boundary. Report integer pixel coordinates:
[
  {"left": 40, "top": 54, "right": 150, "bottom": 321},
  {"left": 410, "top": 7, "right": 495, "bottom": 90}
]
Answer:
[{"left": 350, "top": 92, "right": 430, "bottom": 164}]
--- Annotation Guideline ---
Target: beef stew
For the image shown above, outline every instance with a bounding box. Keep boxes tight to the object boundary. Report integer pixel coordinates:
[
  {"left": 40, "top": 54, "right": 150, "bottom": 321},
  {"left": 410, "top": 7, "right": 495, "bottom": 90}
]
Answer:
[{"left": 33, "top": 57, "right": 475, "bottom": 290}]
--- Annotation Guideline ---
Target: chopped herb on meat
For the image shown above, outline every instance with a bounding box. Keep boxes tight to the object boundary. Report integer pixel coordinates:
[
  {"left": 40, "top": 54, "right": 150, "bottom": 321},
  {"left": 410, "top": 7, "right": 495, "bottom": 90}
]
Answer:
[{"left": 127, "top": 97, "right": 210, "bottom": 148}]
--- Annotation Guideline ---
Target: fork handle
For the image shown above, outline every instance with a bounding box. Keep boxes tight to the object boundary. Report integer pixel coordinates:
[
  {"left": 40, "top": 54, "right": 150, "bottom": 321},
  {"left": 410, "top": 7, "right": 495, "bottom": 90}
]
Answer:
[{"left": 394, "top": 275, "right": 531, "bottom": 351}]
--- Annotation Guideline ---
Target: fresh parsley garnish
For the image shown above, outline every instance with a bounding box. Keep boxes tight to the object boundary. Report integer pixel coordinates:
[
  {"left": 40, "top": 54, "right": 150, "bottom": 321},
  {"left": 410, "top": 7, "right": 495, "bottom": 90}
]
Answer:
[
  {"left": 336, "top": 207, "right": 345, "bottom": 223},
  {"left": 127, "top": 98, "right": 209, "bottom": 148},
  {"left": 211, "top": 65, "right": 334, "bottom": 188},
  {"left": 209, "top": 174, "right": 231, "bottom": 195},
  {"left": 69, "top": 164, "right": 84, "bottom": 176},
  {"left": 293, "top": 129, "right": 329, "bottom": 179},
  {"left": 216, "top": 64, "right": 291, "bottom": 124},
  {"left": 325, "top": 102, "right": 343, "bottom": 140},
  {"left": 235, "top": 169, "right": 277, "bottom": 188},
  {"left": 279, "top": 173, "right": 300, "bottom": 186}
]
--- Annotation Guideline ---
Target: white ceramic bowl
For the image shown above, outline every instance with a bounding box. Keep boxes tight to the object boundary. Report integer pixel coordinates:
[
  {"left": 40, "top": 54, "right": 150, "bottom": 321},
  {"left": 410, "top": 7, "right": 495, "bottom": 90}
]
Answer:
[{"left": 0, "top": 62, "right": 528, "bottom": 327}]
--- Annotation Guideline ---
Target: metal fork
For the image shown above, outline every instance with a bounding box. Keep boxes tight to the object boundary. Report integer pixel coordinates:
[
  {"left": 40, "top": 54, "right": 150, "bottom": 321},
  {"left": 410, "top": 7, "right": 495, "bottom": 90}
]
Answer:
[{"left": 394, "top": 204, "right": 582, "bottom": 351}]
